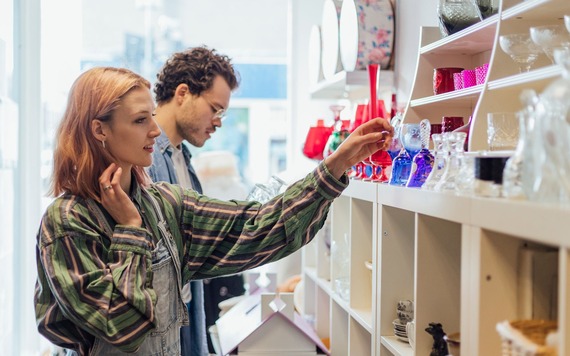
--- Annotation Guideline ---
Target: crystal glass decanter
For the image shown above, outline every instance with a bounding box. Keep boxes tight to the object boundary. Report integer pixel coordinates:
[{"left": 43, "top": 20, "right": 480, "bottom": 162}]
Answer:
[
  {"left": 406, "top": 119, "right": 435, "bottom": 188},
  {"left": 422, "top": 133, "right": 446, "bottom": 190},
  {"left": 502, "top": 89, "right": 538, "bottom": 199},
  {"left": 530, "top": 48, "right": 570, "bottom": 203},
  {"left": 454, "top": 151, "right": 478, "bottom": 196},
  {"left": 434, "top": 132, "right": 467, "bottom": 192}
]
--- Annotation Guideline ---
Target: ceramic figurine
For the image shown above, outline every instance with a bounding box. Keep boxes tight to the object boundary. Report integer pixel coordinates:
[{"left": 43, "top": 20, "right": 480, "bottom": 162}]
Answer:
[{"left": 425, "top": 322, "right": 449, "bottom": 356}]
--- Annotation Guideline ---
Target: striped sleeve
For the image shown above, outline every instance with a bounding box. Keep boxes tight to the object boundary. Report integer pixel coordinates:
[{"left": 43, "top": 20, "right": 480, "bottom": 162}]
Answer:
[
  {"left": 35, "top": 196, "right": 157, "bottom": 353},
  {"left": 154, "top": 161, "right": 348, "bottom": 282}
]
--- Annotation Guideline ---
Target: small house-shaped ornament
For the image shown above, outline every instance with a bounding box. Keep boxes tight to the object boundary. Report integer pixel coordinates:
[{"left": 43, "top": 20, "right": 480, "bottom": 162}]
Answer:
[{"left": 216, "top": 292, "right": 330, "bottom": 356}]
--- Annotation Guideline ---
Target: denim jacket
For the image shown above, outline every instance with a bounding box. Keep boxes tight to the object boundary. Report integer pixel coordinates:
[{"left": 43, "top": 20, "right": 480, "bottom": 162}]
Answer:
[{"left": 147, "top": 130, "right": 207, "bottom": 356}]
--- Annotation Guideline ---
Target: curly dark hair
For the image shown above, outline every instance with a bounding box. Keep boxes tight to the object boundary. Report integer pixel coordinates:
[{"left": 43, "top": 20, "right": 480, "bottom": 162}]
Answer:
[{"left": 154, "top": 45, "right": 239, "bottom": 104}]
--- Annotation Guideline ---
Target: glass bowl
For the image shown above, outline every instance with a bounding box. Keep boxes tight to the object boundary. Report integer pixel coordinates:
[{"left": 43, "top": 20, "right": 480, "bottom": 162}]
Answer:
[
  {"left": 499, "top": 33, "right": 543, "bottom": 72},
  {"left": 529, "top": 25, "right": 570, "bottom": 63}
]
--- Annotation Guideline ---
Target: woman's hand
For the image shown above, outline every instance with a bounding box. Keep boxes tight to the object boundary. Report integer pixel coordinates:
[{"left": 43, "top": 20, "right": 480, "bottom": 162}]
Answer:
[
  {"left": 99, "top": 163, "right": 142, "bottom": 227},
  {"left": 324, "top": 118, "right": 394, "bottom": 179}
]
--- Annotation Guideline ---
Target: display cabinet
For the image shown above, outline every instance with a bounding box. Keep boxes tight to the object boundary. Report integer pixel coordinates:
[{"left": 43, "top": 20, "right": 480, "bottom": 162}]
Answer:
[
  {"left": 403, "top": 0, "right": 568, "bottom": 151},
  {"left": 301, "top": 0, "right": 570, "bottom": 355}
]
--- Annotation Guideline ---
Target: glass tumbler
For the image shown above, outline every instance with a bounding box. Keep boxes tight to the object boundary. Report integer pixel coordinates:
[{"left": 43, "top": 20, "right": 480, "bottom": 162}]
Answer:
[{"left": 487, "top": 112, "right": 519, "bottom": 151}]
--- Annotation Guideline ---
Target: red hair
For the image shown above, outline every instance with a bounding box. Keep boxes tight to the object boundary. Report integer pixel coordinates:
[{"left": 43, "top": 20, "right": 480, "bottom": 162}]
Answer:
[{"left": 50, "top": 67, "right": 152, "bottom": 200}]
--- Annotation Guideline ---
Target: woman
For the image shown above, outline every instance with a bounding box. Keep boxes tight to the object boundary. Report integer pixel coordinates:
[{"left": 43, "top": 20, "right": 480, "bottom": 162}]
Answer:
[{"left": 34, "top": 66, "right": 393, "bottom": 355}]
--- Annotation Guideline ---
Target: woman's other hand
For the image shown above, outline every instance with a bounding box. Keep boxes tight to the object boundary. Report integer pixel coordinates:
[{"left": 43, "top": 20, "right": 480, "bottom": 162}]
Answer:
[{"left": 99, "top": 163, "right": 142, "bottom": 227}]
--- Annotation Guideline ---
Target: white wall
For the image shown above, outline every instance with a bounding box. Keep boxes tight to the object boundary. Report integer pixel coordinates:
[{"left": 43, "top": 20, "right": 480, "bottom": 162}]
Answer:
[
  {"left": 178, "top": 0, "right": 288, "bottom": 60},
  {"left": 392, "top": 0, "right": 439, "bottom": 105}
]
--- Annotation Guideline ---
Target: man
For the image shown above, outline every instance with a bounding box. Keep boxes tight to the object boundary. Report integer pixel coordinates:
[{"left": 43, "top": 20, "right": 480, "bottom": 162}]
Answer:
[{"left": 147, "top": 46, "right": 245, "bottom": 355}]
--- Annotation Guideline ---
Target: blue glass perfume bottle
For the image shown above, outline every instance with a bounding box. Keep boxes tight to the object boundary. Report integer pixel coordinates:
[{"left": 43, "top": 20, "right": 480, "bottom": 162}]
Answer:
[
  {"left": 406, "top": 119, "right": 435, "bottom": 188},
  {"left": 389, "top": 148, "right": 412, "bottom": 186},
  {"left": 389, "top": 123, "right": 421, "bottom": 186}
]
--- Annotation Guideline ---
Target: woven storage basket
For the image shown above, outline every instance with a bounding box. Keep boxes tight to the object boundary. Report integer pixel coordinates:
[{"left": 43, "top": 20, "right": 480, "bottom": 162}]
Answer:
[{"left": 496, "top": 320, "right": 558, "bottom": 356}]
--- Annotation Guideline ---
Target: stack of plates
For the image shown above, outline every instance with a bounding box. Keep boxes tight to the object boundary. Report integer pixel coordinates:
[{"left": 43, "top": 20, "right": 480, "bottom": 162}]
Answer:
[
  {"left": 321, "top": 0, "right": 343, "bottom": 79},
  {"left": 308, "top": 25, "right": 325, "bottom": 86},
  {"left": 392, "top": 319, "right": 409, "bottom": 342}
]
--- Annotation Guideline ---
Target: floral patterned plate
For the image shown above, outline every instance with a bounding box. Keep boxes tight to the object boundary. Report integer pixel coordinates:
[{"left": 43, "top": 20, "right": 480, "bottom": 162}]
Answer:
[{"left": 339, "top": 0, "right": 395, "bottom": 71}]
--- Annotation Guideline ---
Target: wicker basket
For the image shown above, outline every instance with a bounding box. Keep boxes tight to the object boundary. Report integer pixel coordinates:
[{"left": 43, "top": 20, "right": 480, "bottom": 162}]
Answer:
[{"left": 496, "top": 320, "right": 558, "bottom": 356}]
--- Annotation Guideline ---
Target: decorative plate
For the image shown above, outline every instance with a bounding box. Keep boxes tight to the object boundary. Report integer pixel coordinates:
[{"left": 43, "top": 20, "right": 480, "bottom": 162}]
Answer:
[{"left": 339, "top": 0, "right": 395, "bottom": 71}]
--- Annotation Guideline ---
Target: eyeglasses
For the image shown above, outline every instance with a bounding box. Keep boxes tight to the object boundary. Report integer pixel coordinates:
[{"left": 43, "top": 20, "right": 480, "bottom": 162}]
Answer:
[{"left": 203, "top": 96, "right": 227, "bottom": 121}]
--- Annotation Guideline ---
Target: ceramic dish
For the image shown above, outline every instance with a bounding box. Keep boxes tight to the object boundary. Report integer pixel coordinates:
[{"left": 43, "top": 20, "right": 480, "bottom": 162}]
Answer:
[
  {"left": 309, "top": 25, "right": 325, "bottom": 86},
  {"left": 321, "top": 0, "right": 343, "bottom": 79}
]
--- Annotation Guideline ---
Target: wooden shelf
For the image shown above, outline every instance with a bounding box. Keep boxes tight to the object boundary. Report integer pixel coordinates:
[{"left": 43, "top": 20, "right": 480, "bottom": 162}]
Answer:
[
  {"left": 503, "top": 0, "right": 570, "bottom": 20},
  {"left": 420, "top": 17, "right": 498, "bottom": 56},
  {"left": 487, "top": 65, "right": 561, "bottom": 91},
  {"left": 409, "top": 85, "right": 482, "bottom": 108},
  {"left": 380, "top": 336, "right": 414, "bottom": 356}
]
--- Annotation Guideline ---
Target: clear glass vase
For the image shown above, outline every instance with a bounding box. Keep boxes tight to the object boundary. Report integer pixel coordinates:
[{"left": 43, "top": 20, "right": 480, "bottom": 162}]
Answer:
[
  {"left": 422, "top": 133, "right": 446, "bottom": 190},
  {"left": 531, "top": 48, "right": 570, "bottom": 203},
  {"left": 434, "top": 132, "right": 467, "bottom": 192},
  {"left": 454, "top": 152, "right": 478, "bottom": 196},
  {"left": 503, "top": 90, "right": 538, "bottom": 199}
]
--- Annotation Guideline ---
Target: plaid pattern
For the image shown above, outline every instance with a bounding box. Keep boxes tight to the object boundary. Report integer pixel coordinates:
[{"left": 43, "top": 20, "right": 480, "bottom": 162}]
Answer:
[{"left": 35, "top": 163, "right": 347, "bottom": 354}]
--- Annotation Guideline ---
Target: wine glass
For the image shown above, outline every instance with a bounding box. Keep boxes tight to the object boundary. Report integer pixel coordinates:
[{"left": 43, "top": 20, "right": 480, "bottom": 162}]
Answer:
[
  {"left": 369, "top": 149, "right": 392, "bottom": 183},
  {"left": 529, "top": 25, "right": 570, "bottom": 64},
  {"left": 499, "top": 33, "right": 543, "bottom": 73},
  {"left": 330, "top": 104, "right": 345, "bottom": 123}
]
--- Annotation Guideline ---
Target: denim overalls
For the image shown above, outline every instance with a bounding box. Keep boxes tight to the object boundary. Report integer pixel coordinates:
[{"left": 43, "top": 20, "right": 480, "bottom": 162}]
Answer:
[{"left": 83, "top": 193, "right": 188, "bottom": 355}]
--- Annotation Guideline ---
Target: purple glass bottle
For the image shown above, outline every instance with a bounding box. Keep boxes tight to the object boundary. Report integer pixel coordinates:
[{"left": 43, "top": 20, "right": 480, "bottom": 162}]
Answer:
[{"left": 406, "top": 119, "right": 435, "bottom": 188}]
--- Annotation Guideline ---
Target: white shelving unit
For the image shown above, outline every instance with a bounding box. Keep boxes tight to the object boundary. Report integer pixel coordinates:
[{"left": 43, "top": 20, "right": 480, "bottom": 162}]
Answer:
[{"left": 301, "top": 0, "right": 570, "bottom": 355}]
